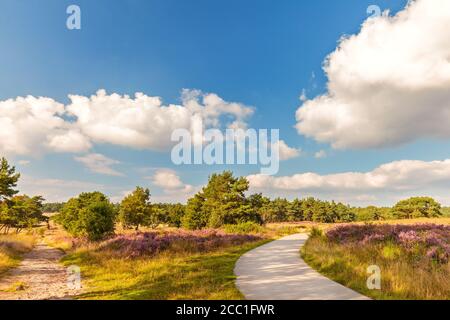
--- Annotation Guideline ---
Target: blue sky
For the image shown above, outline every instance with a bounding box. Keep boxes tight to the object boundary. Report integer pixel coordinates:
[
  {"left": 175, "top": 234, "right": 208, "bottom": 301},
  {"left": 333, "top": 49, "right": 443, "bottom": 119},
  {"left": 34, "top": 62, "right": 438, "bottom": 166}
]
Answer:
[{"left": 2, "top": 0, "right": 450, "bottom": 206}]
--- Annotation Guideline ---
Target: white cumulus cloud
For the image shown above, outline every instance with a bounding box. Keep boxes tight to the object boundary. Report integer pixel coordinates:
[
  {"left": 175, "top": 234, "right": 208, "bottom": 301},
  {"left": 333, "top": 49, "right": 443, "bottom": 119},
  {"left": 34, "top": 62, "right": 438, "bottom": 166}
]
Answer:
[
  {"left": 248, "top": 158, "right": 450, "bottom": 206},
  {"left": 66, "top": 89, "right": 254, "bottom": 151},
  {"left": 74, "top": 153, "right": 124, "bottom": 176},
  {"left": 149, "top": 169, "right": 198, "bottom": 202},
  {"left": 277, "top": 140, "right": 301, "bottom": 161},
  {"left": 296, "top": 0, "right": 450, "bottom": 149},
  {"left": 0, "top": 96, "right": 91, "bottom": 156},
  {"left": 0, "top": 89, "right": 257, "bottom": 156},
  {"left": 152, "top": 169, "right": 186, "bottom": 190}
]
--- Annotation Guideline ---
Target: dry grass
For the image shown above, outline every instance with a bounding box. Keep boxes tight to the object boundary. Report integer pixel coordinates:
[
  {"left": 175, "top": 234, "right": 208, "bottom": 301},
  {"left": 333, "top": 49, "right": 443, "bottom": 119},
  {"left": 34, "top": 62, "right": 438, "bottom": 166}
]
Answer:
[
  {"left": 42, "top": 224, "right": 74, "bottom": 252},
  {"left": 264, "top": 221, "right": 328, "bottom": 236},
  {"left": 301, "top": 222, "right": 450, "bottom": 300},
  {"left": 61, "top": 238, "right": 269, "bottom": 300},
  {"left": 0, "top": 233, "right": 36, "bottom": 277},
  {"left": 371, "top": 217, "right": 450, "bottom": 225}
]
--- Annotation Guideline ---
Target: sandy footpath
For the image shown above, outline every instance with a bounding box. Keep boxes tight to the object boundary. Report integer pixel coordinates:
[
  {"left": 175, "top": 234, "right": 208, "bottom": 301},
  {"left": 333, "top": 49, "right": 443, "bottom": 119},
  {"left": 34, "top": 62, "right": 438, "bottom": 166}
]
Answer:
[{"left": 0, "top": 240, "right": 80, "bottom": 300}]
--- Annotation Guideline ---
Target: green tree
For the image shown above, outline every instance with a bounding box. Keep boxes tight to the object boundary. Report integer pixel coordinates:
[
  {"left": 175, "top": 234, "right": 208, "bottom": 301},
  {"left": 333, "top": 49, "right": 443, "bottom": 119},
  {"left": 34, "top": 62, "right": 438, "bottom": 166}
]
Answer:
[
  {"left": 0, "top": 157, "right": 20, "bottom": 201},
  {"left": 56, "top": 192, "right": 116, "bottom": 241},
  {"left": 311, "top": 200, "right": 332, "bottom": 223},
  {"left": 118, "top": 187, "right": 153, "bottom": 230},
  {"left": 301, "top": 197, "right": 318, "bottom": 221},
  {"left": 0, "top": 195, "right": 47, "bottom": 233},
  {"left": 248, "top": 194, "right": 269, "bottom": 212},
  {"left": 392, "top": 197, "right": 442, "bottom": 219},
  {"left": 287, "top": 199, "right": 304, "bottom": 222},
  {"left": 261, "top": 198, "right": 289, "bottom": 223},
  {"left": 182, "top": 171, "right": 261, "bottom": 229},
  {"left": 354, "top": 206, "right": 388, "bottom": 221},
  {"left": 334, "top": 202, "right": 355, "bottom": 222},
  {"left": 182, "top": 193, "right": 208, "bottom": 230},
  {"left": 166, "top": 203, "right": 186, "bottom": 227}
]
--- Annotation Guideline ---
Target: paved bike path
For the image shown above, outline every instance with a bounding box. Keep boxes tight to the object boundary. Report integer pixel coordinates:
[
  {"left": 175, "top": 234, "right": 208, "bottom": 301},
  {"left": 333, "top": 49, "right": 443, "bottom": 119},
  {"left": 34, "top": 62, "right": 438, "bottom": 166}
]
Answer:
[{"left": 235, "top": 233, "right": 369, "bottom": 300}]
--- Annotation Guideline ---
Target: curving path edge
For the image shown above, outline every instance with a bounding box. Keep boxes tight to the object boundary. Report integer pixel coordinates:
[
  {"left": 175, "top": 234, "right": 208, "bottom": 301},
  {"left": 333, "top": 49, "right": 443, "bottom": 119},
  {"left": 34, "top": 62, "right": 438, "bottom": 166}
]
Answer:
[
  {"left": 234, "top": 233, "right": 369, "bottom": 300},
  {"left": 0, "top": 240, "right": 80, "bottom": 300}
]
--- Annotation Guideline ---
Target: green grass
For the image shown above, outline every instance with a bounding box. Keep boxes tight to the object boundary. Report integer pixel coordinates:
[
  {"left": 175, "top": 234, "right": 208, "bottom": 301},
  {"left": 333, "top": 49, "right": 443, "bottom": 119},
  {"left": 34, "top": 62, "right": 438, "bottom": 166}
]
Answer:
[
  {"left": 62, "top": 239, "right": 270, "bottom": 300},
  {"left": 301, "top": 233, "right": 450, "bottom": 300},
  {"left": 0, "top": 234, "right": 36, "bottom": 277}
]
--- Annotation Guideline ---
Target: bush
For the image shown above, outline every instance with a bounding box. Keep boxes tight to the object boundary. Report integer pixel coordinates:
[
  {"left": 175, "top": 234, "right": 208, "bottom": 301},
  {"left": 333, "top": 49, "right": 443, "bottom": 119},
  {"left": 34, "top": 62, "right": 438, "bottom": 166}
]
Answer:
[
  {"left": 309, "top": 227, "right": 323, "bottom": 238},
  {"left": 325, "top": 223, "right": 450, "bottom": 264},
  {"left": 223, "top": 222, "right": 264, "bottom": 234},
  {"left": 56, "top": 192, "right": 116, "bottom": 241},
  {"left": 42, "top": 202, "right": 65, "bottom": 213},
  {"left": 97, "top": 229, "right": 262, "bottom": 258}
]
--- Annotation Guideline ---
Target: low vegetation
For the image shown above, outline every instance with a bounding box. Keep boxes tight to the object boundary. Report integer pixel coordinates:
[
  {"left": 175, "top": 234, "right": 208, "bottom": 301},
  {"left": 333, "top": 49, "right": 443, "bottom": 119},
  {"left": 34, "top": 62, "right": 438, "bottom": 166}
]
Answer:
[
  {"left": 61, "top": 228, "right": 267, "bottom": 299},
  {"left": 302, "top": 221, "right": 450, "bottom": 300},
  {"left": 1, "top": 155, "right": 450, "bottom": 300},
  {"left": 54, "top": 192, "right": 116, "bottom": 241},
  {"left": 0, "top": 234, "right": 35, "bottom": 276}
]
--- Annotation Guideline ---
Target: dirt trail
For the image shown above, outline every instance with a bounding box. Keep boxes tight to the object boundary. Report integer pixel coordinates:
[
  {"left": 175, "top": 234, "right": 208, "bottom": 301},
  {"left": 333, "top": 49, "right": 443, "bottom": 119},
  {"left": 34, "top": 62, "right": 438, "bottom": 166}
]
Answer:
[{"left": 0, "top": 239, "right": 80, "bottom": 300}]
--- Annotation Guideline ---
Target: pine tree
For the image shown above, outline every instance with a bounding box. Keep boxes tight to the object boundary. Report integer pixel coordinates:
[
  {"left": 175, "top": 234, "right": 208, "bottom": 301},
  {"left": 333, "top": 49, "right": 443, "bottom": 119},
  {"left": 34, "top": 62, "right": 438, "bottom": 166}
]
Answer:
[{"left": 0, "top": 157, "right": 20, "bottom": 201}]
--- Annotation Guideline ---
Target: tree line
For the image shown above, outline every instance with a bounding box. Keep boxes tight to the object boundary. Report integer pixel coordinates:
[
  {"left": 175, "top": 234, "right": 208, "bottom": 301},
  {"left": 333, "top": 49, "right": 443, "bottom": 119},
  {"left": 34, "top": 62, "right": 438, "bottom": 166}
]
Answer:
[
  {"left": 0, "top": 156, "right": 444, "bottom": 240},
  {"left": 55, "top": 171, "right": 444, "bottom": 240},
  {"left": 0, "top": 158, "right": 47, "bottom": 233}
]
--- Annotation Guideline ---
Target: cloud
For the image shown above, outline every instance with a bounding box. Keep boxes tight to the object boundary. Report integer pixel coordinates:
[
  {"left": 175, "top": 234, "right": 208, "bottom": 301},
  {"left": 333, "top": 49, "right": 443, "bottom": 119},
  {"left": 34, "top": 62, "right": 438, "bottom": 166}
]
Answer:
[
  {"left": 110, "top": 189, "right": 134, "bottom": 203},
  {"left": 74, "top": 153, "right": 123, "bottom": 176},
  {"left": 0, "top": 96, "right": 91, "bottom": 156},
  {"left": 0, "top": 89, "right": 255, "bottom": 157},
  {"left": 152, "top": 169, "right": 185, "bottom": 190},
  {"left": 296, "top": 0, "right": 450, "bottom": 149},
  {"left": 314, "top": 150, "right": 327, "bottom": 159},
  {"left": 149, "top": 169, "right": 197, "bottom": 202},
  {"left": 277, "top": 140, "right": 301, "bottom": 161},
  {"left": 18, "top": 175, "right": 105, "bottom": 202},
  {"left": 248, "top": 158, "right": 450, "bottom": 206},
  {"left": 18, "top": 160, "right": 31, "bottom": 166},
  {"left": 66, "top": 89, "right": 254, "bottom": 151}
]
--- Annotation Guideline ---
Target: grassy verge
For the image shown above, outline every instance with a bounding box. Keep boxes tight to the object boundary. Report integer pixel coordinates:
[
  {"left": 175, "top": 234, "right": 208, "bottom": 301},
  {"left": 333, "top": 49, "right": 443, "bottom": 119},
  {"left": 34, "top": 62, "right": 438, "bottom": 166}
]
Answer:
[
  {"left": 43, "top": 225, "right": 74, "bottom": 252},
  {"left": 53, "top": 221, "right": 308, "bottom": 300},
  {"left": 62, "top": 239, "right": 269, "bottom": 300},
  {"left": 301, "top": 224, "right": 450, "bottom": 300},
  {"left": 0, "top": 234, "right": 36, "bottom": 277}
]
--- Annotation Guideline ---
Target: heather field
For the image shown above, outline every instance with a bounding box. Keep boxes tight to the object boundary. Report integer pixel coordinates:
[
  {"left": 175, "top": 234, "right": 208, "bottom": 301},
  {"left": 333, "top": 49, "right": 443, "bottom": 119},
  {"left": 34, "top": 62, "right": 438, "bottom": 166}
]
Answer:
[
  {"left": 58, "top": 228, "right": 271, "bottom": 299},
  {"left": 302, "top": 221, "right": 450, "bottom": 300}
]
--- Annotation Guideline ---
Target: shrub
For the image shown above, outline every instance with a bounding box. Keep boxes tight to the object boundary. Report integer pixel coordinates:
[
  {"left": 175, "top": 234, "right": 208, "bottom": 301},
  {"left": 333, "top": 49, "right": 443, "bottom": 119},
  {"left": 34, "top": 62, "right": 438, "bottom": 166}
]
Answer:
[
  {"left": 382, "top": 243, "right": 402, "bottom": 260},
  {"left": 326, "top": 223, "right": 450, "bottom": 264},
  {"left": 309, "top": 227, "right": 323, "bottom": 238},
  {"left": 223, "top": 222, "right": 263, "bottom": 234},
  {"left": 96, "top": 229, "right": 262, "bottom": 258},
  {"left": 56, "top": 192, "right": 116, "bottom": 241},
  {"left": 42, "top": 202, "right": 65, "bottom": 213}
]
